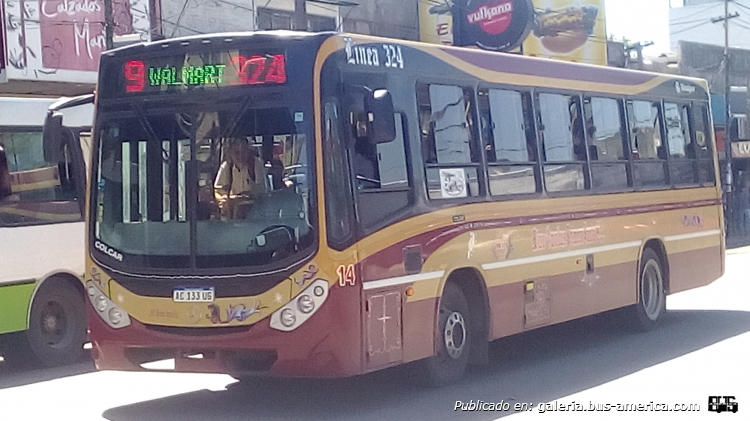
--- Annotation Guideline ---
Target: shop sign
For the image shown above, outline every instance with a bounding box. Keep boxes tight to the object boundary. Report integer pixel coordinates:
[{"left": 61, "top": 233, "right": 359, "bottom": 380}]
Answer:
[
  {"left": 732, "top": 141, "right": 750, "bottom": 158},
  {"left": 456, "top": 0, "right": 534, "bottom": 51}
]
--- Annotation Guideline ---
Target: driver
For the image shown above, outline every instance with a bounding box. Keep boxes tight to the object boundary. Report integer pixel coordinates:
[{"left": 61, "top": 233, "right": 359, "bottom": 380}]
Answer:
[{"left": 213, "top": 139, "right": 265, "bottom": 219}]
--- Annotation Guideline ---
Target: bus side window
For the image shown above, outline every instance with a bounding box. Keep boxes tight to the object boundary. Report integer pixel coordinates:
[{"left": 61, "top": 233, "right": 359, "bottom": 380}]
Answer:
[
  {"left": 584, "top": 96, "right": 631, "bottom": 192},
  {"left": 323, "top": 101, "right": 355, "bottom": 249},
  {"left": 478, "top": 88, "right": 539, "bottom": 196},
  {"left": 417, "top": 83, "right": 482, "bottom": 200},
  {"left": 0, "top": 131, "right": 82, "bottom": 225},
  {"left": 628, "top": 100, "right": 669, "bottom": 189},
  {"left": 537, "top": 92, "right": 588, "bottom": 193},
  {"left": 691, "top": 103, "right": 716, "bottom": 185},
  {"left": 353, "top": 113, "right": 409, "bottom": 192},
  {"left": 665, "top": 102, "right": 699, "bottom": 186},
  {"left": 355, "top": 113, "right": 411, "bottom": 229}
]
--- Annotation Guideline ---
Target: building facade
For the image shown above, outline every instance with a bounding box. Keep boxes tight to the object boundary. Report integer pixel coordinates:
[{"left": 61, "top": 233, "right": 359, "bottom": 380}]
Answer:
[
  {"left": 0, "top": 0, "right": 155, "bottom": 96},
  {"left": 159, "top": 0, "right": 418, "bottom": 40}
]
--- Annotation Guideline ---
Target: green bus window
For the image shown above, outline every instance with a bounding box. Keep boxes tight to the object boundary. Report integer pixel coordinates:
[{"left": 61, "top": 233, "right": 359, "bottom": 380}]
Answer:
[{"left": 0, "top": 131, "right": 81, "bottom": 226}]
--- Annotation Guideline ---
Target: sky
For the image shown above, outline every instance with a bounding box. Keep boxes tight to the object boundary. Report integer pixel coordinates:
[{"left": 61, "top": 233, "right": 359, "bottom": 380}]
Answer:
[{"left": 605, "top": 0, "right": 672, "bottom": 56}]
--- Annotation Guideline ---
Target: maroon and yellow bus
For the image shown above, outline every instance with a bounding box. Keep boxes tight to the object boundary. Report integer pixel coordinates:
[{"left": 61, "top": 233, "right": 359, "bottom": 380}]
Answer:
[{"left": 85, "top": 32, "right": 724, "bottom": 385}]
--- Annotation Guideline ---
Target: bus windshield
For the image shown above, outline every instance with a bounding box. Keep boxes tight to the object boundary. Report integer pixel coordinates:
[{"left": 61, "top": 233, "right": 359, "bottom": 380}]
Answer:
[{"left": 94, "top": 100, "right": 314, "bottom": 269}]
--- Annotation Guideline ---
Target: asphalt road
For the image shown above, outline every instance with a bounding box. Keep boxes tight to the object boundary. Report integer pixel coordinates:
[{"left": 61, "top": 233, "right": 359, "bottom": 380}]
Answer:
[{"left": 1, "top": 247, "right": 748, "bottom": 421}]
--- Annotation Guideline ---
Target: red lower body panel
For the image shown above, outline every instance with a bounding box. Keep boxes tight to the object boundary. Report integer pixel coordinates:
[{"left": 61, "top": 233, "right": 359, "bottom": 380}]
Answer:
[{"left": 89, "top": 283, "right": 363, "bottom": 377}]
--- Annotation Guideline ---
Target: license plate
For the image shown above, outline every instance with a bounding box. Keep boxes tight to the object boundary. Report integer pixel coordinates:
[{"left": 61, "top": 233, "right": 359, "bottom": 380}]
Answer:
[{"left": 173, "top": 287, "right": 215, "bottom": 303}]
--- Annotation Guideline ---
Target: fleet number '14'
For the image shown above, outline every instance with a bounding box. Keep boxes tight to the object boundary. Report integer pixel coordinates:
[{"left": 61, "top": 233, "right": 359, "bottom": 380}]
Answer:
[{"left": 337, "top": 265, "right": 356, "bottom": 286}]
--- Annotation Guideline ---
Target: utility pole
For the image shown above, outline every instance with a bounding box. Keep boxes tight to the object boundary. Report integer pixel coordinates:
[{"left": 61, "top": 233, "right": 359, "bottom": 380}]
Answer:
[
  {"left": 294, "top": 0, "right": 307, "bottom": 31},
  {"left": 104, "top": 0, "right": 114, "bottom": 50},
  {"left": 712, "top": 1, "right": 739, "bottom": 235}
]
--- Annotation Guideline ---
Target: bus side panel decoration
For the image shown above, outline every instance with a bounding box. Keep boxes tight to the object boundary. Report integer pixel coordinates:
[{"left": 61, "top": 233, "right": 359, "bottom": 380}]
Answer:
[{"left": 365, "top": 291, "right": 402, "bottom": 369}]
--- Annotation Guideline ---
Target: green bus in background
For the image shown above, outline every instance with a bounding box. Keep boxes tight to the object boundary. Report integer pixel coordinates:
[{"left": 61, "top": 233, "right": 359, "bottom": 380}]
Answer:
[{"left": 0, "top": 95, "right": 93, "bottom": 366}]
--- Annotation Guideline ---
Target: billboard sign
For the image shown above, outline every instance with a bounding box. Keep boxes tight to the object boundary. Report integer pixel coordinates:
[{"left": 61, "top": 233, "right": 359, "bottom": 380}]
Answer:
[
  {"left": 418, "top": 0, "right": 607, "bottom": 66},
  {"left": 459, "top": 0, "right": 534, "bottom": 51}
]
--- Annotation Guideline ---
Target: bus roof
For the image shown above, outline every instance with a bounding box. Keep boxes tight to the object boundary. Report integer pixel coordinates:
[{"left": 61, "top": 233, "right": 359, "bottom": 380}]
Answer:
[
  {"left": 0, "top": 96, "right": 93, "bottom": 128},
  {"left": 100, "top": 30, "right": 708, "bottom": 99}
]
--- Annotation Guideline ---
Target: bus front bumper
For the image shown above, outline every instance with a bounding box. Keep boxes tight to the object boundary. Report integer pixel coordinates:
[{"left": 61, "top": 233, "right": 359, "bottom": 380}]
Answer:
[{"left": 87, "top": 285, "right": 362, "bottom": 378}]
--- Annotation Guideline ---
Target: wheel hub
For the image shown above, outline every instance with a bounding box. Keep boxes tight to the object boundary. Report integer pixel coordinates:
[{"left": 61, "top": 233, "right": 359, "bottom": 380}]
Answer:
[
  {"left": 443, "top": 312, "right": 466, "bottom": 359},
  {"left": 40, "top": 301, "right": 68, "bottom": 346},
  {"left": 43, "top": 314, "right": 58, "bottom": 332}
]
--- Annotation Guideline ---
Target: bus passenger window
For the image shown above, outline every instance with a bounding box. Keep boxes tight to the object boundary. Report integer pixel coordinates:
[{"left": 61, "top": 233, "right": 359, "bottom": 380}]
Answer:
[
  {"left": 478, "top": 88, "right": 539, "bottom": 196},
  {"left": 417, "top": 83, "right": 482, "bottom": 200},
  {"left": 583, "top": 97, "right": 631, "bottom": 192},
  {"left": 664, "top": 102, "right": 699, "bottom": 186},
  {"left": 691, "top": 103, "right": 716, "bottom": 185},
  {"left": 538, "top": 92, "right": 588, "bottom": 192},
  {"left": 627, "top": 100, "right": 669, "bottom": 188}
]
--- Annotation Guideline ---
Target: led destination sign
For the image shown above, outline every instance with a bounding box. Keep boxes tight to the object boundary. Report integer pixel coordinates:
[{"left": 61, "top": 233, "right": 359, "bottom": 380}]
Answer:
[{"left": 122, "top": 52, "right": 287, "bottom": 93}]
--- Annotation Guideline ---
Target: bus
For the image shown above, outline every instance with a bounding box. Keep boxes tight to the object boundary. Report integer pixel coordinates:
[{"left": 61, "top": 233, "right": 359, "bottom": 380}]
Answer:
[
  {"left": 85, "top": 32, "right": 724, "bottom": 385},
  {"left": 0, "top": 95, "right": 94, "bottom": 366}
]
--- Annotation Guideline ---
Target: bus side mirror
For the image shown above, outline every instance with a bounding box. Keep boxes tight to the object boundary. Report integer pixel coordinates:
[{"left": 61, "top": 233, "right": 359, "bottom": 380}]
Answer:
[
  {"left": 43, "top": 112, "right": 65, "bottom": 162},
  {"left": 365, "top": 89, "right": 396, "bottom": 144}
]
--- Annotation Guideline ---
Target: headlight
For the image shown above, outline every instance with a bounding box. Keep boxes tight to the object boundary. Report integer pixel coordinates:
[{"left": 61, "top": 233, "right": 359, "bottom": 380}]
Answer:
[
  {"left": 280, "top": 308, "right": 296, "bottom": 327},
  {"left": 96, "top": 295, "right": 108, "bottom": 312},
  {"left": 86, "top": 281, "right": 131, "bottom": 329},
  {"left": 270, "top": 279, "right": 329, "bottom": 332},
  {"left": 108, "top": 307, "right": 123, "bottom": 325},
  {"left": 297, "top": 295, "right": 315, "bottom": 314}
]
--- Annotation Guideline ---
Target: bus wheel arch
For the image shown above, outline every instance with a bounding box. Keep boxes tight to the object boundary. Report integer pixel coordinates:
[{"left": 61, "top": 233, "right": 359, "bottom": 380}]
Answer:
[
  {"left": 21, "top": 273, "right": 87, "bottom": 366},
  {"left": 445, "top": 268, "right": 490, "bottom": 367},
  {"left": 641, "top": 239, "right": 670, "bottom": 295},
  {"left": 422, "top": 268, "right": 489, "bottom": 386}
]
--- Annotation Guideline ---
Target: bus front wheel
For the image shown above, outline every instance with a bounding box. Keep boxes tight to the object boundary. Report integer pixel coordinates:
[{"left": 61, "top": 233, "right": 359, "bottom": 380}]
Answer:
[
  {"left": 422, "top": 282, "right": 471, "bottom": 387},
  {"left": 5, "top": 280, "right": 87, "bottom": 367},
  {"left": 631, "top": 248, "right": 666, "bottom": 332}
]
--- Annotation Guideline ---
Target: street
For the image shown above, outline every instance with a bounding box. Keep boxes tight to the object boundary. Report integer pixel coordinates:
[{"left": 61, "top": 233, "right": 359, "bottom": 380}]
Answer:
[{"left": 1, "top": 247, "right": 748, "bottom": 421}]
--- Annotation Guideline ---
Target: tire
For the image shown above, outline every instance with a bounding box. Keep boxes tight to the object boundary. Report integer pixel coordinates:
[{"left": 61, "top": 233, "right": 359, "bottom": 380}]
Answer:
[
  {"left": 5, "top": 280, "right": 87, "bottom": 367},
  {"left": 422, "top": 282, "right": 471, "bottom": 387},
  {"left": 630, "top": 248, "right": 666, "bottom": 332}
]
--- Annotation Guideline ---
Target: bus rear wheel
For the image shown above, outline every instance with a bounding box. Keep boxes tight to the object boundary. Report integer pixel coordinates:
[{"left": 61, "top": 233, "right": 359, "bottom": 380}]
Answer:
[
  {"left": 630, "top": 248, "right": 666, "bottom": 332},
  {"left": 5, "top": 280, "right": 86, "bottom": 367},
  {"left": 422, "top": 282, "right": 471, "bottom": 387}
]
